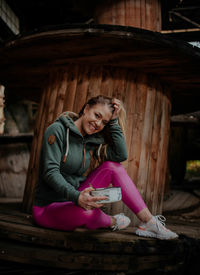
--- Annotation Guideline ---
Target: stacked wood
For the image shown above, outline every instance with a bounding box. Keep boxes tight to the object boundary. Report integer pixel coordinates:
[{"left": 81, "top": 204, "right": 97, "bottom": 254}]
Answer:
[
  {"left": 0, "top": 143, "right": 30, "bottom": 199},
  {"left": 0, "top": 99, "right": 35, "bottom": 200},
  {"left": 0, "top": 85, "right": 5, "bottom": 134}
]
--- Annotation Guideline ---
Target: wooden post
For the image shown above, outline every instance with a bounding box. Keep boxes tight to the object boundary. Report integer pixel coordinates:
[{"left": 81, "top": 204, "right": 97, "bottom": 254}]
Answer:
[{"left": 94, "top": 0, "right": 162, "bottom": 32}]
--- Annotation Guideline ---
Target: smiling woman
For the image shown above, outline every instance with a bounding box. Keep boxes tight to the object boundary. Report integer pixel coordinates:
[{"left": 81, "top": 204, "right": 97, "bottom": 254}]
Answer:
[
  {"left": 32, "top": 94, "right": 178, "bottom": 240},
  {"left": 74, "top": 99, "right": 114, "bottom": 136}
]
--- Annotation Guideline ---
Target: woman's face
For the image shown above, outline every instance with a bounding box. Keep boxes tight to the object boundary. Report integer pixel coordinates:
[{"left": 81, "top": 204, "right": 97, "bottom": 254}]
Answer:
[{"left": 81, "top": 103, "right": 113, "bottom": 135}]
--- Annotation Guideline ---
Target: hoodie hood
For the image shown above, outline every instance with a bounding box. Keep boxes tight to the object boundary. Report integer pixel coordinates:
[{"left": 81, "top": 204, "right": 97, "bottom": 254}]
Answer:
[
  {"left": 57, "top": 111, "right": 105, "bottom": 163},
  {"left": 57, "top": 111, "right": 105, "bottom": 143}
]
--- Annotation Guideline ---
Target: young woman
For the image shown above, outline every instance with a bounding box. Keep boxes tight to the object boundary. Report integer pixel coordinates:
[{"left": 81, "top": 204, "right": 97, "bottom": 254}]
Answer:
[{"left": 33, "top": 95, "right": 178, "bottom": 240}]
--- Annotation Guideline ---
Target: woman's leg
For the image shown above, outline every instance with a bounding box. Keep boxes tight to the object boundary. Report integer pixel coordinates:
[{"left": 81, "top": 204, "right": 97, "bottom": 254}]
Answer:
[
  {"left": 79, "top": 161, "right": 149, "bottom": 217},
  {"left": 32, "top": 202, "right": 111, "bottom": 231},
  {"left": 32, "top": 160, "right": 150, "bottom": 231},
  {"left": 78, "top": 161, "right": 178, "bottom": 239}
]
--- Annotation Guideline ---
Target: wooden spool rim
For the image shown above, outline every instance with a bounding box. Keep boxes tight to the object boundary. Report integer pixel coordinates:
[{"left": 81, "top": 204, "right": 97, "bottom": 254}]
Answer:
[{"left": 0, "top": 24, "right": 199, "bottom": 112}]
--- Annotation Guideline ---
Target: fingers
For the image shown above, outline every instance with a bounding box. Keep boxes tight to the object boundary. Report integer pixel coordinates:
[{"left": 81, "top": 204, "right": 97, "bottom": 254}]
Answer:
[
  {"left": 79, "top": 188, "right": 107, "bottom": 210},
  {"left": 82, "top": 186, "right": 94, "bottom": 194},
  {"left": 90, "top": 195, "right": 108, "bottom": 202},
  {"left": 111, "top": 98, "right": 121, "bottom": 119},
  {"left": 112, "top": 98, "right": 121, "bottom": 109},
  {"left": 83, "top": 196, "right": 106, "bottom": 210}
]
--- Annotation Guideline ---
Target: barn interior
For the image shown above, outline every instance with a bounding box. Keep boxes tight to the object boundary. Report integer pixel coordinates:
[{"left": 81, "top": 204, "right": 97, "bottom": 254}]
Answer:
[{"left": 0, "top": 0, "right": 199, "bottom": 274}]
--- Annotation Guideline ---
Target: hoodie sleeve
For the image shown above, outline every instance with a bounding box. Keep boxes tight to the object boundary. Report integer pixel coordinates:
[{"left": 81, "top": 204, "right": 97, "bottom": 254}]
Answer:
[
  {"left": 105, "top": 118, "right": 128, "bottom": 162},
  {"left": 40, "top": 123, "right": 80, "bottom": 204}
]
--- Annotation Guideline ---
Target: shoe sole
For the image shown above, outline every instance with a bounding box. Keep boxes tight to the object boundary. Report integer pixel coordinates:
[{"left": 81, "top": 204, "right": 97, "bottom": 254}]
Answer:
[{"left": 135, "top": 229, "right": 178, "bottom": 240}]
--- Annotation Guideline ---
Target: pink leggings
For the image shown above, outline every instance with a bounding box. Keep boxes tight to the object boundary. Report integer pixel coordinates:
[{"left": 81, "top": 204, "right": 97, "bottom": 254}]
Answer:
[{"left": 33, "top": 161, "right": 147, "bottom": 230}]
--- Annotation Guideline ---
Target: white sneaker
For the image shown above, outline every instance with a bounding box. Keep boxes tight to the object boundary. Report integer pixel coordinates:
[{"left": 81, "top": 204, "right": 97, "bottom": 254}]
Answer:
[
  {"left": 135, "top": 215, "right": 178, "bottom": 240},
  {"left": 111, "top": 213, "right": 131, "bottom": 231}
]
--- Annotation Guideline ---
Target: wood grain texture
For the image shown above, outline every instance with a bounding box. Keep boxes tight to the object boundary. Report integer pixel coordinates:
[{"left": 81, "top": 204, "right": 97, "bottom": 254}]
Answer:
[
  {"left": 22, "top": 65, "right": 171, "bottom": 227},
  {"left": 0, "top": 26, "right": 199, "bottom": 116},
  {"left": 0, "top": 203, "right": 199, "bottom": 272},
  {"left": 94, "top": 0, "right": 161, "bottom": 31}
]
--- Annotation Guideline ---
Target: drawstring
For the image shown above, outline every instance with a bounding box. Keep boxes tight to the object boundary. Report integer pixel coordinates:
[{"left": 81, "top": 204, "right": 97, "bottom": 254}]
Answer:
[
  {"left": 63, "top": 128, "right": 69, "bottom": 163},
  {"left": 63, "top": 128, "right": 102, "bottom": 167},
  {"left": 63, "top": 127, "right": 86, "bottom": 167},
  {"left": 82, "top": 144, "right": 86, "bottom": 167},
  {"left": 97, "top": 144, "right": 102, "bottom": 162}
]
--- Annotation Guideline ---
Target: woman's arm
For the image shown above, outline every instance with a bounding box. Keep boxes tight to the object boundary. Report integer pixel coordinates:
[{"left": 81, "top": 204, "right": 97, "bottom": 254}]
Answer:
[
  {"left": 40, "top": 123, "right": 80, "bottom": 204},
  {"left": 104, "top": 98, "right": 128, "bottom": 162},
  {"left": 105, "top": 118, "right": 128, "bottom": 162}
]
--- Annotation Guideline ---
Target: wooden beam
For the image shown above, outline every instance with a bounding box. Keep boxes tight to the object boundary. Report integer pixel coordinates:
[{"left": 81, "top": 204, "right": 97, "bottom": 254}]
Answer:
[
  {"left": 170, "top": 11, "right": 200, "bottom": 28},
  {"left": 161, "top": 28, "right": 200, "bottom": 34},
  {"left": 171, "top": 114, "right": 200, "bottom": 125}
]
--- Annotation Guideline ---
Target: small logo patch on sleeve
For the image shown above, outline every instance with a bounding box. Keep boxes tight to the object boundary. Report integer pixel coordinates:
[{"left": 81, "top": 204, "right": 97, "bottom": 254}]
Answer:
[{"left": 48, "top": 135, "right": 56, "bottom": 145}]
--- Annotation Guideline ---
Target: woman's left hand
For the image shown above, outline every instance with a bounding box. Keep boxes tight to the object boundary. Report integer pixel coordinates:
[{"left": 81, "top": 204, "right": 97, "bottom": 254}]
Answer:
[{"left": 111, "top": 98, "right": 121, "bottom": 120}]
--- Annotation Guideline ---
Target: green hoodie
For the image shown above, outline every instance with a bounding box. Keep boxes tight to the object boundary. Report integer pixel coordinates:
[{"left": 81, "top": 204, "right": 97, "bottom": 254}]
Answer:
[{"left": 34, "top": 112, "right": 128, "bottom": 207}]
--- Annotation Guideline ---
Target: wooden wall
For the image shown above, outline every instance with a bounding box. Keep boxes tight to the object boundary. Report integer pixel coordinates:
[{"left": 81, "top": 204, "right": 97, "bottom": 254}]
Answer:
[{"left": 23, "top": 64, "right": 171, "bottom": 225}]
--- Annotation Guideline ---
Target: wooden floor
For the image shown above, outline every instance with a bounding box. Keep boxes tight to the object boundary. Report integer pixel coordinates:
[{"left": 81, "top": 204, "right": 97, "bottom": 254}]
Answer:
[{"left": 0, "top": 202, "right": 199, "bottom": 274}]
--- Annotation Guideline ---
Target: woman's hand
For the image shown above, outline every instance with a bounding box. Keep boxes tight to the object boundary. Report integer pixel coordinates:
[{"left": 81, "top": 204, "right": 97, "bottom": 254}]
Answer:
[
  {"left": 78, "top": 187, "right": 107, "bottom": 210},
  {"left": 111, "top": 98, "right": 121, "bottom": 120}
]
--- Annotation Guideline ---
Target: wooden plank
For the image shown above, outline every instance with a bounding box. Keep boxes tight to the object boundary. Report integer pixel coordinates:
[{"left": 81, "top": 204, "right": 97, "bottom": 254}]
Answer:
[
  {"left": 135, "top": 0, "right": 141, "bottom": 28},
  {"left": 137, "top": 77, "right": 156, "bottom": 203},
  {"left": 156, "top": 0, "right": 162, "bottom": 31},
  {"left": 123, "top": 72, "right": 138, "bottom": 225},
  {"left": 112, "top": 68, "right": 127, "bottom": 101},
  {"left": 73, "top": 65, "right": 90, "bottom": 114},
  {"left": 140, "top": 0, "right": 146, "bottom": 29},
  {"left": 144, "top": 83, "right": 163, "bottom": 213},
  {"left": 130, "top": 74, "right": 148, "bottom": 187},
  {"left": 0, "top": 238, "right": 179, "bottom": 272},
  {"left": 62, "top": 64, "right": 78, "bottom": 112},
  {"left": 22, "top": 84, "right": 51, "bottom": 212},
  {"left": 0, "top": 204, "right": 199, "bottom": 273},
  {"left": 86, "top": 65, "right": 102, "bottom": 101},
  {"left": 45, "top": 71, "right": 60, "bottom": 127},
  {"left": 100, "top": 66, "right": 114, "bottom": 97},
  {"left": 0, "top": 228, "right": 198, "bottom": 273},
  {"left": 53, "top": 71, "right": 68, "bottom": 120},
  {"left": 153, "top": 87, "right": 171, "bottom": 214},
  {"left": 115, "top": 0, "right": 125, "bottom": 26}
]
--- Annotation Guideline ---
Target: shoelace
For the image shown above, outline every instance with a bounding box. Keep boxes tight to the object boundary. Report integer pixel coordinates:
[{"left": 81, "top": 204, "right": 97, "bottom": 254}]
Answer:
[{"left": 154, "top": 215, "right": 167, "bottom": 232}]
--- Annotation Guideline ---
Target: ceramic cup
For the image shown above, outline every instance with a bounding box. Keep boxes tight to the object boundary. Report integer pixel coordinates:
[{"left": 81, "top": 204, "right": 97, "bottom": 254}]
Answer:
[{"left": 91, "top": 187, "right": 122, "bottom": 203}]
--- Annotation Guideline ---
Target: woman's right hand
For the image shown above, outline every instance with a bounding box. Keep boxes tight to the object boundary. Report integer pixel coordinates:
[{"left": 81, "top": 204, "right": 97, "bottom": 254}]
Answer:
[{"left": 78, "top": 187, "right": 107, "bottom": 210}]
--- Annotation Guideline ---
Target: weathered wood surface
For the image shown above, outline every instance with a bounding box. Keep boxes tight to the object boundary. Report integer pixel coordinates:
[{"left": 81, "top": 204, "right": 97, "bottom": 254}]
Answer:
[
  {"left": 94, "top": 0, "right": 162, "bottom": 32},
  {"left": 0, "top": 203, "right": 199, "bottom": 273},
  {"left": 0, "top": 26, "right": 199, "bottom": 115},
  {"left": 22, "top": 67, "right": 171, "bottom": 225}
]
